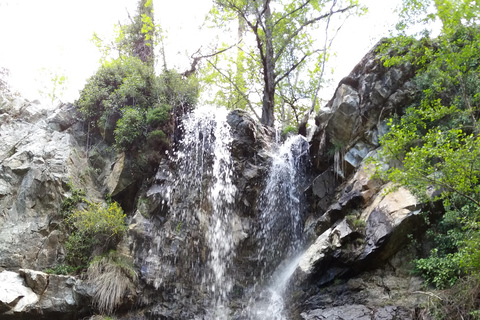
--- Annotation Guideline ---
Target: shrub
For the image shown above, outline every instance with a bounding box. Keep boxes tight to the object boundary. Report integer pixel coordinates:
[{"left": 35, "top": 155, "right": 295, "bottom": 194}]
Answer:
[
  {"left": 146, "top": 105, "right": 171, "bottom": 128},
  {"left": 415, "top": 249, "right": 464, "bottom": 289},
  {"left": 76, "top": 56, "right": 157, "bottom": 143},
  {"left": 114, "top": 107, "right": 145, "bottom": 151},
  {"left": 88, "top": 251, "right": 137, "bottom": 314},
  {"left": 59, "top": 182, "right": 86, "bottom": 218},
  {"left": 146, "top": 129, "right": 167, "bottom": 148},
  {"left": 44, "top": 264, "right": 82, "bottom": 275},
  {"left": 66, "top": 202, "right": 127, "bottom": 265}
]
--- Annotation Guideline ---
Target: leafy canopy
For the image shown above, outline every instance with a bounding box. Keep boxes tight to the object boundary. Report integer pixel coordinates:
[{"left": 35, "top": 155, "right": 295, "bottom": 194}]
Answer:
[
  {"left": 201, "top": 0, "right": 362, "bottom": 128},
  {"left": 375, "top": 2, "right": 480, "bottom": 310}
]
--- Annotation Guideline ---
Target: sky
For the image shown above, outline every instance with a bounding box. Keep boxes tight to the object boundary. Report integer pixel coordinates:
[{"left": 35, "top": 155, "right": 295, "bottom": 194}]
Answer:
[{"left": 0, "top": 0, "right": 403, "bottom": 103}]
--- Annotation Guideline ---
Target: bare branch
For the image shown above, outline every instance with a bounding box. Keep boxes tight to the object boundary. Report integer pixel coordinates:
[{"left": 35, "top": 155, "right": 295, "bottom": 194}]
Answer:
[
  {"left": 206, "top": 60, "right": 261, "bottom": 121},
  {"left": 182, "top": 41, "right": 241, "bottom": 77},
  {"left": 274, "top": 4, "right": 355, "bottom": 63},
  {"left": 275, "top": 49, "right": 322, "bottom": 86},
  {"left": 299, "top": 0, "right": 340, "bottom": 135}
]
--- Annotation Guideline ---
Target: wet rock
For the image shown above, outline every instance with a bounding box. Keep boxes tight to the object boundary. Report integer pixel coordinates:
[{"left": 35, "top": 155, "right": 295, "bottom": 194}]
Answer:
[
  {"left": 310, "top": 40, "right": 416, "bottom": 173},
  {"left": 301, "top": 304, "right": 372, "bottom": 320}
]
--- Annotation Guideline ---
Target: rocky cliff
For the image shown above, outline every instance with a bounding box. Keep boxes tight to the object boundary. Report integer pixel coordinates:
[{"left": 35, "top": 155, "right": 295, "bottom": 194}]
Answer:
[{"left": 0, "top": 41, "right": 430, "bottom": 320}]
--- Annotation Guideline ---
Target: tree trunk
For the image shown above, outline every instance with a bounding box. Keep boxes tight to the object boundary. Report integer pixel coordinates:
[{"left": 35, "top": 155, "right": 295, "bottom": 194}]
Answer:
[{"left": 261, "top": 2, "right": 276, "bottom": 127}]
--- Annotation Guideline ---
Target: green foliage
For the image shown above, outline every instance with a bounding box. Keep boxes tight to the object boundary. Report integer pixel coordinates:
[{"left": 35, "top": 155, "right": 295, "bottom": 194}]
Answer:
[
  {"left": 282, "top": 125, "right": 297, "bottom": 136},
  {"left": 114, "top": 107, "right": 145, "bottom": 151},
  {"left": 36, "top": 68, "right": 69, "bottom": 103},
  {"left": 202, "top": 0, "right": 363, "bottom": 126},
  {"left": 346, "top": 214, "right": 366, "bottom": 230},
  {"left": 146, "top": 105, "right": 171, "bottom": 128},
  {"left": 76, "top": 56, "right": 156, "bottom": 143},
  {"left": 88, "top": 251, "right": 137, "bottom": 315},
  {"left": 76, "top": 54, "right": 197, "bottom": 154},
  {"left": 146, "top": 130, "right": 167, "bottom": 149},
  {"left": 376, "top": 26, "right": 480, "bottom": 207},
  {"left": 44, "top": 264, "right": 82, "bottom": 275},
  {"left": 66, "top": 202, "right": 127, "bottom": 265},
  {"left": 59, "top": 182, "right": 86, "bottom": 218},
  {"left": 415, "top": 249, "right": 464, "bottom": 288},
  {"left": 375, "top": 7, "right": 480, "bottom": 317}
]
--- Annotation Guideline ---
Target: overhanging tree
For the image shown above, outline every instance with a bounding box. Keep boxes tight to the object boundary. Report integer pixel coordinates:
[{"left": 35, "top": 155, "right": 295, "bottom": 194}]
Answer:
[{"left": 205, "top": 0, "right": 360, "bottom": 127}]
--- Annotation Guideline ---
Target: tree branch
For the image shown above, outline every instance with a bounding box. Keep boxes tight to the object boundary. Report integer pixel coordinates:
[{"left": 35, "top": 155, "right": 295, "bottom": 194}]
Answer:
[
  {"left": 181, "top": 41, "right": 241, "bottom": 77},
  {"left": 274, "top": 4, "right": 355, "bottom": 63},
  {"left": 275, "top": 49, "right": 322, "bottom": 86},
  {"left": 206, "top": 60, "right": 261, "bottom": 121},
  {"left": 273, "top": 0, "right": 313, "bottom": 28}
]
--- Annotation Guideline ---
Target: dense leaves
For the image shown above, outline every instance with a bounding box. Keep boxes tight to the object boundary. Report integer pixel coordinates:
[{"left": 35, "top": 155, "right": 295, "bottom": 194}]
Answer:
[
  {"left": 376, "top": 2, "right": 480, "bottom": 317},
  {"left": 66, "top": 201, "right": 127, "bottom": 266}
]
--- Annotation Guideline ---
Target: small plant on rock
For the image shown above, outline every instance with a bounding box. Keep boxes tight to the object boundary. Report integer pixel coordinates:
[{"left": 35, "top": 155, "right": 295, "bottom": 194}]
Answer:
[
  {"left": 88, "top": 251, "right": 137, "bottom": 315},
  {"left": 66, "top": 201, "right": 127, "bottom": 265}
]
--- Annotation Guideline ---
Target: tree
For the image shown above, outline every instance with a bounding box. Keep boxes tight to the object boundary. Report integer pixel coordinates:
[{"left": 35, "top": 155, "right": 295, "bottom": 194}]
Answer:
[
  {"left": 204, "top": 0, "right": 360, "bottom": 127},
  {"left": 375, "top": 3, "right": 480, "bottom": 312},
  {"left": 92, "top": 0, "right": 156, "bottom": 66},
  {"left": 378, "top": 1, "right": 480, "bottom": 207},
  {"left": 77, "top": 0, "right": 198, "bottom": 156}
]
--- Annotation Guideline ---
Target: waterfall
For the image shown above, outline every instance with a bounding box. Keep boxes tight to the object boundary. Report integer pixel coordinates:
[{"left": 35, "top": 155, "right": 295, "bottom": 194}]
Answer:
[
  {"left": 173, "top": 106, "right": 236, "bottom": 317},
  {"left": 143, "top": 106, "right": 310, "bottom": 319},
  {"left": 242, "top": 134, "right": 310, "bottom": 320}
]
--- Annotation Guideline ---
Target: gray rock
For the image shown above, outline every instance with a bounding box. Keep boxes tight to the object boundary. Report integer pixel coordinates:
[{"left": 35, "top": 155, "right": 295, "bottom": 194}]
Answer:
[
  {"left": 301, "top": 304, "right": 372, "bottom": 320},
  {"left": 19, "top": 269, "right": 49, "bottom": 295},
  {"left": 0, "top": 270, "right": 38, "bottom": 313}
]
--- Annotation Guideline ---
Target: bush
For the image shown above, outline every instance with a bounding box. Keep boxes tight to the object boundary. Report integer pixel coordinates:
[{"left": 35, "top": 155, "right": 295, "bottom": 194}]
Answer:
[
  {"left": 88, "top": 251, "right": 137, "bottom": 314},
  {"left": 44, "top": 264, "right": 82, "bottom": 275},
  {"left": 415, "top": 249, "right": 464, "bottom": 289},
  {"left": 76, "top": 56, "right": 157, "bottom": 143},
  {"left": 146, "top": 129, "right": 167, "bottom": 148},
  {"left": 66, "top": 202, "right": 126, "bottom": 265},
  {"left": 59, "top": 182, "right": 86, "bottom": 218},
  {"left": 146, "top": 105, "right": 171, "bottom": 128},
  {"left": 114, "top": 107, "right": 145, "bottom": 151}
]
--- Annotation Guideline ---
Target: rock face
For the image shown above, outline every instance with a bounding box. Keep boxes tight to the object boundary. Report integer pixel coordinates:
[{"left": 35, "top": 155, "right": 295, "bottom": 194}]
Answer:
[
  {"left": 0, "top": 269, "right": 90, "bottom": 319},
  {"left": 0, "top": 98, "right": 106, "bottom": 271},
  {"left": 287, "top": 41, "right": 426, "bottom": 318},
  {"left": 0, "top": 39, "right": 429, "bottom": 320},
  {"left": 0, "top": 97, "right": 111, "bottom": 318}
]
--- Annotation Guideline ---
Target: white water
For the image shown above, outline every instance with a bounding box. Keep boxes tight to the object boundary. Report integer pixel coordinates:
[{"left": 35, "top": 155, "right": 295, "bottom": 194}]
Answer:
[
  {"left": 173, "top": 106, "right": 236, "bottom": 317},
  {"left": 172, "top": 107, "right": 309, "bottom": 319},
  {"left": 242, "top": 134, "right": 310, "bottom": 320}
]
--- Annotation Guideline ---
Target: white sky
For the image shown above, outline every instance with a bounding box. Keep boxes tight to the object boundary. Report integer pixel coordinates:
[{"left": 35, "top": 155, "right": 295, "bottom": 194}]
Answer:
[{"left": 0, "top": 0, "right": 402, "bottom": 103}]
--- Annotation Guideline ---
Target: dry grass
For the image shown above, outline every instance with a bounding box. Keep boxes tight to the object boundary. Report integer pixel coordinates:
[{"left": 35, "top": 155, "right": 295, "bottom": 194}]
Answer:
[
  {"left": 420, "top": 276, "right": 480, "bottom": 320},
  {"left": 87, "top": 251, "right": 138, "bottom": 315}
]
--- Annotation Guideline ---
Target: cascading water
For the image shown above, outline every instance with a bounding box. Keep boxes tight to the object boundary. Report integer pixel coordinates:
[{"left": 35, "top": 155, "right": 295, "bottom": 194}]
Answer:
[
  {"left": 173, "top": 106, "right": 237, "bottom": 318},
  {"left": 241, "top": 134, "right": 310, "bottom": 320},
  {"left": 141, "top": 105, "right": 310, "bottom": 319}
]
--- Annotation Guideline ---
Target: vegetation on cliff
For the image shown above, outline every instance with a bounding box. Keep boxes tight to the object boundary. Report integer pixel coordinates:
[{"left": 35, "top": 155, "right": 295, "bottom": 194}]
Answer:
[
  {"left": 377, "top": 0, "right": 480, "bottom": 318},
  {"left": 75, "top": 0, "right": 198, "bottom": 164}
]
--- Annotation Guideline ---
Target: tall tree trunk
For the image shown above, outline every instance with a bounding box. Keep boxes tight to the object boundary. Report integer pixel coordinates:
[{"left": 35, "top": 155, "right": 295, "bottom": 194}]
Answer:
[
  {"left": 235, "top": 17, "right": 247, "bottom": 110},
  {"left": 261, "top": 2, "right": 276, "bottom": 127}
]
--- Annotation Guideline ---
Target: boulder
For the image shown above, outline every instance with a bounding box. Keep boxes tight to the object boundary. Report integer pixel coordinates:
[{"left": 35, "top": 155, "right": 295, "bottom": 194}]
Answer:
[
  {"left": 19, "top": 269, "right": 49, "bottom": 295},
  {"left": 0, "top": 271, "right": 38, "bottom": 313}
]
